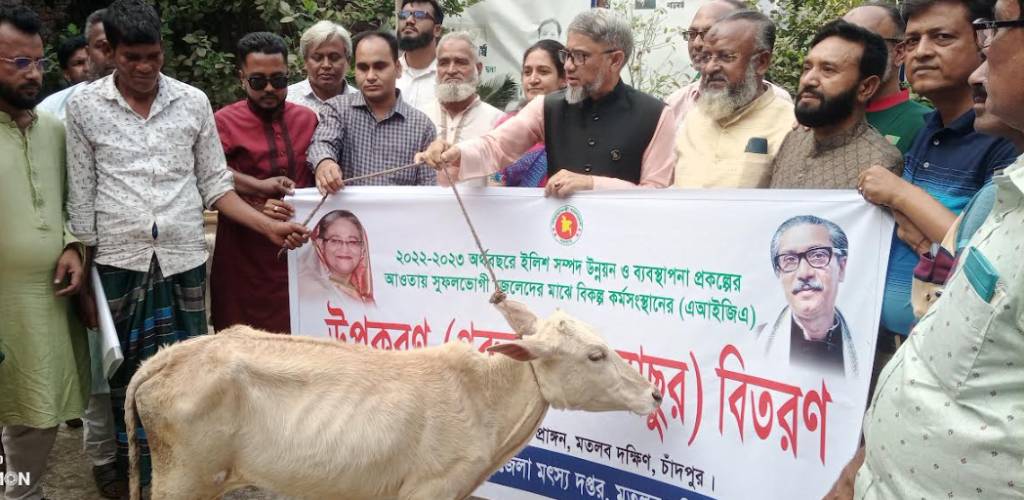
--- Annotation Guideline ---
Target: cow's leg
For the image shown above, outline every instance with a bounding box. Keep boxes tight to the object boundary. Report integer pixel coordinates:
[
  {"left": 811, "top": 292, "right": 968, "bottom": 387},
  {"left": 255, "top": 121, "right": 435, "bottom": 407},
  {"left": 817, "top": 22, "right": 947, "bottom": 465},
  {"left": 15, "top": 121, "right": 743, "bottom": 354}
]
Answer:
[{"left": 149, "top": 464, "right": 227, "bottom": 500}]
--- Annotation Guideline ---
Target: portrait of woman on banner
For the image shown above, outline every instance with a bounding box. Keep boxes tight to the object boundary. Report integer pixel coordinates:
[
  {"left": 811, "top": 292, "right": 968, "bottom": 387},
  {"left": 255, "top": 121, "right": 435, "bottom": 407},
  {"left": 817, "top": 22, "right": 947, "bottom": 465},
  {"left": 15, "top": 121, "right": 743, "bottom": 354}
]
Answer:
[{"left": 298, "top": 209, "right": 375, "bottom": 305}]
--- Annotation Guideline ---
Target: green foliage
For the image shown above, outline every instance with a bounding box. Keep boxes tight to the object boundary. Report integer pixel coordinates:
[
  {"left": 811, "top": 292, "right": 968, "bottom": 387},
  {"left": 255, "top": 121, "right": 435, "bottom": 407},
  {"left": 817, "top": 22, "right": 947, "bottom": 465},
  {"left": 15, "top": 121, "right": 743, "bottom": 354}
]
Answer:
[
  {"left": 766, "top": 0, "right": 861, "bottom": 96},
  {"left": 476, "top": 74, "right": 519, "bottom": 111},
  {"left": 610, "top": 0, "right": 687, "bottom": 99},
  {"left": 32, "top": 0, "right": 481, "bottom": 107}
]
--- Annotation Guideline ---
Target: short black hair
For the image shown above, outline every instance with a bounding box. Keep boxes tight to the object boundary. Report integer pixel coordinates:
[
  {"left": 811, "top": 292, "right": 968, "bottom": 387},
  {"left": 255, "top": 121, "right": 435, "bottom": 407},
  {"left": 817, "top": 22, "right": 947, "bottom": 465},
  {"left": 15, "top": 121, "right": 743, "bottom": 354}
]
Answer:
[
  {"left": 401, "top": 0, "right": 444, "bottom": 25},
  {"left": 900, "top": 0, "right": 996, "bottom": 25},
  {"left": 85, "top": 9, "right": 106, "bottom": 40},
  {"left": 810, "top": 19, "right": 889, "bottom": 81},
  {"left": 57, "top": 35, "right": 87, "bottom": 70},
  {"left": 236, "top": 32, "right": 288, "bottom": 67},
  {"left": 717, "top": 0, "right": 749, "bottom": 9},
  {"left": 103, "top": 0, "right": 162, "bottom": 49},
  {"left": 0, "top": 4, "right": 42, "bottom": 35},
  {"left": 858, "top": 1, "right": 906, "bottom": 35},
  {"left": 352, "top": 31, "right": 399, "bottom": 62}
]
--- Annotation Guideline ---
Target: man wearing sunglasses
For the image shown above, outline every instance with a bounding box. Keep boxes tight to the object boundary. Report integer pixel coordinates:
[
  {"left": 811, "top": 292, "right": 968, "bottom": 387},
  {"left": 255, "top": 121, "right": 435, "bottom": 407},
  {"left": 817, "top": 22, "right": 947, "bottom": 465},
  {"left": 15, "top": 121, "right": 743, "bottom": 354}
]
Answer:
[
  {"left": 761, "top": 215, "right": 858, "bottom": 378},
  {"left": 420, "top": 8, "right": 676, "bottom": 197},
  {"left": 396, "top": 0, "right": 444, "bottom": 112},
  {"left": 211, "top": 32, "right": 319, "bottom": 335}
]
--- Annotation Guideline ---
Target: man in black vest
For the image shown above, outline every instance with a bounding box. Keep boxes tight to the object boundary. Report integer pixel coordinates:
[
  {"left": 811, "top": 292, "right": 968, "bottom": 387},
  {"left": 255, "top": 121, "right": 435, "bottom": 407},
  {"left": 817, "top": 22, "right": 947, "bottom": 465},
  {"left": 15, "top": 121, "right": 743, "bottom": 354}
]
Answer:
[{"left": 418, "top": 8, "right": 677, "bottom": 197}]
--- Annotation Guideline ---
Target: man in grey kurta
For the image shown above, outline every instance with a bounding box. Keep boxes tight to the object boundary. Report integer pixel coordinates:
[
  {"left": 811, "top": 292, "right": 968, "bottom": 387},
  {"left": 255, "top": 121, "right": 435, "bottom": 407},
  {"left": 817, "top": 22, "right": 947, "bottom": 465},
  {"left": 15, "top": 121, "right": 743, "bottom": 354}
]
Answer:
[{"left": 0, "top": 6, "right": 91, "bottom": 500}]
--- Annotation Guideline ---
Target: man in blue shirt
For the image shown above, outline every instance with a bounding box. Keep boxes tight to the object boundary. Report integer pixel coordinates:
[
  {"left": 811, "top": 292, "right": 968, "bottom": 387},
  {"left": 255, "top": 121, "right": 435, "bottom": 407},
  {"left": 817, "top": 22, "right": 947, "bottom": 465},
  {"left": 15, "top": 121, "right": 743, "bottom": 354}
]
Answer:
[{"left": 857, "top": 0, "right": 1018, "bottom": 372}]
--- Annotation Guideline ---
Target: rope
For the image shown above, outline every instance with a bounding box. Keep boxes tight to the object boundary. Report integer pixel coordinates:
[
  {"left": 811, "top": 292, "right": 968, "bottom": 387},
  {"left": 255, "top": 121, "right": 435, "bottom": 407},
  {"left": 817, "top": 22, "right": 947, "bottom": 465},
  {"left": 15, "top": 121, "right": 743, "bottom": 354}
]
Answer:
[
  {"left": 275, "top": 161, "right": 424, "bottom": 260},
  {"left": 437, "top": 165, "right": 505, "bottom": 303}
]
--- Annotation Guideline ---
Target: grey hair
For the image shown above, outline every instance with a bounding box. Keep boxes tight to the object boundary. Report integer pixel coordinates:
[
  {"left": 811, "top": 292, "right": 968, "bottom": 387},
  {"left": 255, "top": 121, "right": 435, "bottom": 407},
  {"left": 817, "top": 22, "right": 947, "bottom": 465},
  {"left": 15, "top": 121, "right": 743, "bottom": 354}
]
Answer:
[
  {"left": 769, "top": 215, "right": 849, "bottom": 274},
  {"left": 567, "top": 8, "right": 634, "bottom": 63},
  {"left": 436, "top": 31, "right": 479, "bottom": 64},
  {"left": 85, "top": 8, "right": 106, "bottom": 40},
  {"left": 300, "top": 20, "right": 352, "bottom": 61},
  {"left": 718, "top": 9, "right": 776, "bottom": 52}
]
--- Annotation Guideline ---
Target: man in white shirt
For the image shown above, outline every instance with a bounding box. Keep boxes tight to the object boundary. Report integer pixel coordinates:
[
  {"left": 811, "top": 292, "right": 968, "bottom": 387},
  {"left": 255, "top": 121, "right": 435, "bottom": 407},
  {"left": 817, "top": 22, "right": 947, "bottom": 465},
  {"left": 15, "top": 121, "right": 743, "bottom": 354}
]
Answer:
[
  {"left": 395, "top": 0, "right": 443, "bottom": 111},
  {"left": 286, "top": 20, "right": 355, "bottom": 115},
  {"left": 64, "top": 0, "right": 307, "bottom": 486},
  {"left": 37, "top": 9, "right": 112, "bottom": 121},
  {"left": 424, "top": 32, "right": 503, "bottom": 185}
]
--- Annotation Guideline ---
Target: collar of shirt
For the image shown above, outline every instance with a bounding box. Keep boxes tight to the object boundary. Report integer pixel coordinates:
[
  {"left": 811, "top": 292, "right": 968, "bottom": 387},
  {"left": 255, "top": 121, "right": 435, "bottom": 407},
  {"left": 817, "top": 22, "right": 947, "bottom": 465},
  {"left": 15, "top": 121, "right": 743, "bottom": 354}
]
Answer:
[
  {"left": 0, "top": 109, "right": 35, "bottom": 129},
  {"left": 298, "top": 78, "right": 353, "bottom": 102},
  {"left": 100, "top": 72, "right": 183, "bottom": 119},
  {"left": 811, "top": 118, "right": 869, "bottom": 156},
  {"left": 923, "top": 107, "right": 977, "bottom": 138},
  {"left": 401, "top": 54, "right": 437, "bottom": 80},
  {"left": 866, "top": 88, "right": 911, "bottom": 113},
  {"left": 349, "top": 89, "right": 411, "bottom": 122},
  {"left": 437, "top": 95, "right": 481, "bottom": 121}
]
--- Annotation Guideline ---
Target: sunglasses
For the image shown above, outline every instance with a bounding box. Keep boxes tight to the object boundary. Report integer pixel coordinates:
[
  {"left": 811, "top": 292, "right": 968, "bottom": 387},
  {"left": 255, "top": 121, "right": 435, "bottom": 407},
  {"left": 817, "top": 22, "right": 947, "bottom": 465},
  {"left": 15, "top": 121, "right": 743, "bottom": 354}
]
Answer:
[
  {"left": 398, "top": 10, "right": 435, "bottom": 22},
  {"left": 0, "top": 56, "right": 48, "bottom": 72},
  {"left": 247, "top": 74, "right": 289, "bottom": 90}
]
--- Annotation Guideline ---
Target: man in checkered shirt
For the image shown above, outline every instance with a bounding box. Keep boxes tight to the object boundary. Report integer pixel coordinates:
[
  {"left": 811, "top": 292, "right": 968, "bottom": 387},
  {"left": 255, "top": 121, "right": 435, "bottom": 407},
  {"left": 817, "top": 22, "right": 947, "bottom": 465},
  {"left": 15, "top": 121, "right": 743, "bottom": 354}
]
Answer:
[{"left": 307, "top": 30, "right": 437, "bottom": 192}]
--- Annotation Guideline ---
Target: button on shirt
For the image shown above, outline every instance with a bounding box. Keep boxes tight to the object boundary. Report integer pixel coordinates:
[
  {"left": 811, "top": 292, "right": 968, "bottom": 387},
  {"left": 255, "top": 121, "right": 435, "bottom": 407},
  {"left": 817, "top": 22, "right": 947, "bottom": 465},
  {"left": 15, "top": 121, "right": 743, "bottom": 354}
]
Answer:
[
  {"left": 65, "top": 73, "right": 234, "bottom": 276},
  {"left": 880, "top": 109, "right": 1018, "bottom": 335},
  {"left": 396, "top": 55, "right": 437, "bottom": 112},
  {"left": 856, "top": 155, "right": 1024, "bottom": 499},
  {"left": 306, "top": 91, "right": 437, "bottom": 186}
]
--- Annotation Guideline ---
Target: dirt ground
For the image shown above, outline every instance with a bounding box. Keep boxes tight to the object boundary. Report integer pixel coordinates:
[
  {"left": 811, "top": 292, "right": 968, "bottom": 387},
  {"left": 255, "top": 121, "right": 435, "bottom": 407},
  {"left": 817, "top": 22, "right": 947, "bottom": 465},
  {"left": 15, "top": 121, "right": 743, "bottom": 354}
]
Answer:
[{"left": 40, "top": 423, "right": 287, "bottom": 500}]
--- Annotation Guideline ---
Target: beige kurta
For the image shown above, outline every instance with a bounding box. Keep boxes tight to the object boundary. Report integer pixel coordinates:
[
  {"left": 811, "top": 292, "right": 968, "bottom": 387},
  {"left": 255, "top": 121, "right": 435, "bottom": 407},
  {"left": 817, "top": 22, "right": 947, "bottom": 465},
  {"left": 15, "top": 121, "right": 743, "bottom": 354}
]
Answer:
[{"left": 0, "top": 109, "right": 89, "bottom": 428}]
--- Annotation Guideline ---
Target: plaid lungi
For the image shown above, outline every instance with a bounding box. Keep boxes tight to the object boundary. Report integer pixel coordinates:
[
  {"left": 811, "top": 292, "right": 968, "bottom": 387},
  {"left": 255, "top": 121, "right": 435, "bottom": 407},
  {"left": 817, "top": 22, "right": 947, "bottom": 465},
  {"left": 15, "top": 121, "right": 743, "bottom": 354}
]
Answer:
[{"left": 96, "top": 257, "right": 207, "bottom": 483}]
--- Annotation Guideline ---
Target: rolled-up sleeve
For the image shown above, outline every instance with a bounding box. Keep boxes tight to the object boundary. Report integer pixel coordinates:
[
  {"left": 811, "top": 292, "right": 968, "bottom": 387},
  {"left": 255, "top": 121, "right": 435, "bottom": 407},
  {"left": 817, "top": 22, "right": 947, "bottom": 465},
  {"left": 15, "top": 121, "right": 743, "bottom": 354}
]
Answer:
[
  {"left": 193, "top": 105, "right": 234, "bottom": 209},
  {"left": 591, "top": 106, "right": 676, "bottom": 190},
  {"left": 65, "top": 98, "right": 98, "bottom": 246},
  {"left": 307, "top": 100, "right": 344, "bottom": 172}
]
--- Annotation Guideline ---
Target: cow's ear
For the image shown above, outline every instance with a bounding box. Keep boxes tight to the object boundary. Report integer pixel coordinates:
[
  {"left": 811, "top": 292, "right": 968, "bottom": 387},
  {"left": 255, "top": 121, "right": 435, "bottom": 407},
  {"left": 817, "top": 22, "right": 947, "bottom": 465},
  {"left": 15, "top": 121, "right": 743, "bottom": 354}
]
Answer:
[
  {"left": 494, "top": 299, "right": 539, "bottom": 337},
  {"left": 487, "top": 339, "right": 552, "bottom": 362}
]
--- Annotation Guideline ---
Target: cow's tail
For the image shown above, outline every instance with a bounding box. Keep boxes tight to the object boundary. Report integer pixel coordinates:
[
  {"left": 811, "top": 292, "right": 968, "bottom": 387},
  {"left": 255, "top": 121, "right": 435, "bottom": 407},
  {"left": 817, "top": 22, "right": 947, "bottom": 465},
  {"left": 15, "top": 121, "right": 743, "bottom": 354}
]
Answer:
[{"left": 125, "top": 352, "right": 171, "bottom": 500}]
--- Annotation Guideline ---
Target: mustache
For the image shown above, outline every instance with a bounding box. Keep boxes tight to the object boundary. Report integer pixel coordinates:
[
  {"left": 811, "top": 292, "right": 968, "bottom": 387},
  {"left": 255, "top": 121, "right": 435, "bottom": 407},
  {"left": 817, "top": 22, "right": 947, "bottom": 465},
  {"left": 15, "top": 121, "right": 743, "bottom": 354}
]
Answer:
[
  {"left": 797, "top": 86, "right": 824, "bottom": 100},
  {"left": 792, "top": 278, "right": 824, "bottom": 294},
  {"left": 971, "top": 82, "right": 987, "bottom": 101}
]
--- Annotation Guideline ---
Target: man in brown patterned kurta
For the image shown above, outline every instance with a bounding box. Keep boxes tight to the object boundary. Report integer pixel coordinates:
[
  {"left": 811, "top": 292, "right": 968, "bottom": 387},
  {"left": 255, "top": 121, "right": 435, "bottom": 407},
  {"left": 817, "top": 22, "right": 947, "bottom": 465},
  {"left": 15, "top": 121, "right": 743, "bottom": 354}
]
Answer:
[{"left": 770, "top": 20, "right": 902, "bottom": 189}]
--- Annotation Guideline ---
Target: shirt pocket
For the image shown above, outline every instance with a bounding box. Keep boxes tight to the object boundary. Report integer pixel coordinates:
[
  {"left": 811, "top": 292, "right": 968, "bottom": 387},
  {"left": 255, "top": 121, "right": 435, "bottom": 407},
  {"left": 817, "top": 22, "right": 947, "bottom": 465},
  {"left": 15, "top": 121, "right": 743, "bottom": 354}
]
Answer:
[{"left": 914, "top": 249, "right": 1005, "bottom": 395}]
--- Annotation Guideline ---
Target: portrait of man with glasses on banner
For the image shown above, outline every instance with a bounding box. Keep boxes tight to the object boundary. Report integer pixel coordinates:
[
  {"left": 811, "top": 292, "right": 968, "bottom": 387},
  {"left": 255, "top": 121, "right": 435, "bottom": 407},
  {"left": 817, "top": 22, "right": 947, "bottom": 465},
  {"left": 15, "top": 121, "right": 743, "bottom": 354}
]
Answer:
[{"left": 760, "top": 215, "right": 859, "bottom": 378}]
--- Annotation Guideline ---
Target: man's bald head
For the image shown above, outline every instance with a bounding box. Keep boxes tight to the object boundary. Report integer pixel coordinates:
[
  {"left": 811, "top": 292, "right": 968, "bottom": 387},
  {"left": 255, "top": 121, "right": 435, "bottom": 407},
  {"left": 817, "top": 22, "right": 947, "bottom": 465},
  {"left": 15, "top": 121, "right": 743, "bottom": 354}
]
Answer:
[
  {"left": 687, "top": 0, "right": 747, "bottom": 67},
  {"left": 843, "top": 2, "right": 905, "bottom": 85}
]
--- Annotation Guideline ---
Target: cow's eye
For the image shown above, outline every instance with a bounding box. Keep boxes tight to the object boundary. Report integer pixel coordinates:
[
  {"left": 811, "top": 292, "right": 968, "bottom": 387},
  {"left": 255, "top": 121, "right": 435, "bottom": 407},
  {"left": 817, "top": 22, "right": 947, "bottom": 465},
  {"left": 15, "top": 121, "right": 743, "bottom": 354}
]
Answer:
[{"left": 588, "top": 350, "right": 607, "bottom": 362}]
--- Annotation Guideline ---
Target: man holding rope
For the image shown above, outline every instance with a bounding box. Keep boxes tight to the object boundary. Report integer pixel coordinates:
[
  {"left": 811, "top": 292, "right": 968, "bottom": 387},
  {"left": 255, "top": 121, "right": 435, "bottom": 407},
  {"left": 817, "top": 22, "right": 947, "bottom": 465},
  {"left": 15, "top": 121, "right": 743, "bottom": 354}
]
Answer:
[{"left": 308, "top": 30, "right": 437, "bottom": 194}]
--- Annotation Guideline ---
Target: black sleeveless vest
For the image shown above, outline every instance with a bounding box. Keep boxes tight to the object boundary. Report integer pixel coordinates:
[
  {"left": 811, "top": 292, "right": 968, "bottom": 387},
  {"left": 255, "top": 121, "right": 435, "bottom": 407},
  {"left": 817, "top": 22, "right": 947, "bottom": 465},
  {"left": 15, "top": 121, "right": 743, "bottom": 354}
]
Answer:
[{"left": 543, "top": 81, "right": 665, "bottom": 184}]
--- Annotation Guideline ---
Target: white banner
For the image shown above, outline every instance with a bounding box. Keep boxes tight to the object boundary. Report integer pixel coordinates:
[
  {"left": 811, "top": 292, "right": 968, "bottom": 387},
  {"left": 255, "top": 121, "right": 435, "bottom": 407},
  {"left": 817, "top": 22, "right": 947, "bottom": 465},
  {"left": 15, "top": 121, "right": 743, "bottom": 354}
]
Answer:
[{"left": 289, "top": 187, "right": 892, "bottom": 499}]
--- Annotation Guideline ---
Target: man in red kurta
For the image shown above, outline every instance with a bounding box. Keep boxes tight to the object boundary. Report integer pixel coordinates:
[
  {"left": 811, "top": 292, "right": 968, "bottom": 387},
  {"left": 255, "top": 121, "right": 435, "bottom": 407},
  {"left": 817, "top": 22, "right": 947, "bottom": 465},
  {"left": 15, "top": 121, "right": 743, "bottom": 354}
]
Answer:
[{"left": 212, "top": 32, "right": 317, "bottom": 333}]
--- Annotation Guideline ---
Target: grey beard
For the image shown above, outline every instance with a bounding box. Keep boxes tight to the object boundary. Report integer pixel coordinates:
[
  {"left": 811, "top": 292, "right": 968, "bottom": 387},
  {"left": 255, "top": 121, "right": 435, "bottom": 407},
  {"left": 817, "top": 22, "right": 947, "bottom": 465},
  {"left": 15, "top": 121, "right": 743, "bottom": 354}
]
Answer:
[
  {"left": 436, "top": 81, "right": 478, "bottom": 103},
  {"left": 564, "top": 73, "right": 604, "bottom": 105},
  {"left": 697, "top": 68, "right": 760, "bottom": 121}
]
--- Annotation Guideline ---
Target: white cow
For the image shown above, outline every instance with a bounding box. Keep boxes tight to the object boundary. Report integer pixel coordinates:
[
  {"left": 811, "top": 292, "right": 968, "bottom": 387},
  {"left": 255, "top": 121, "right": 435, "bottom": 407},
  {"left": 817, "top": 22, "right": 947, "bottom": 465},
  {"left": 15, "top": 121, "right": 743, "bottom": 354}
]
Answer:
[{"left": 125, "top": 299, "right": 661, "bottom": 499}]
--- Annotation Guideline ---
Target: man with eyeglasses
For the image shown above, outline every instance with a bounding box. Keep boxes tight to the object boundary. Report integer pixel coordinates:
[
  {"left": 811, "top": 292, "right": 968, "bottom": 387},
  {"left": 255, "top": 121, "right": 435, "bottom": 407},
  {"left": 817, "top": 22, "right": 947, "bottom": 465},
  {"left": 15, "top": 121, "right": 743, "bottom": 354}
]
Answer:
[
  {"left": 673, "top": 10, "right": 795, "bottom": 188},
  {"left": 826, "top": 2, "right": 1024, "bottom": 498},
  {"left": 212, "top": 32, "right": 319, "bottom": 335},
  {"left": 0, "top": 6, "right": 92, "bottom": 500},
  {"left": 760, "top": 216, "right": 859, "bottom": 378},
  {"left": 857, "top": 0, "right": 1018, "bottom": 373},
  {"left": 664, "top": 0, "right": 790, "bottom": 131},
  {"left": 844, "top": 1, "right": 932, "bottom": 154},
  {"left": 419, "top": 8, "right": 676, "bottom": 197},
  {"left": 396, "top": 0, "right": 444, "bottom": 112}
]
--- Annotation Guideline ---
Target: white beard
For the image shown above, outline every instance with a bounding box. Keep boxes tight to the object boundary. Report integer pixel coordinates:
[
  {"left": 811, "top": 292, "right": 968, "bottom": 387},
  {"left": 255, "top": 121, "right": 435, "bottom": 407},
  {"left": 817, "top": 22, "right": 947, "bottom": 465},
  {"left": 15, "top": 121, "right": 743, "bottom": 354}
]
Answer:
[
  {"left": 697, "top": 62, "right": 760, "bottom": 121},
  {"left": 564, "top": 73, "right": 604, "bottom": 105},
  {"left": 436, "top": 70, "right": 481, "bottom": 103}
]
